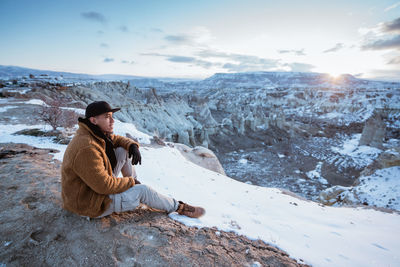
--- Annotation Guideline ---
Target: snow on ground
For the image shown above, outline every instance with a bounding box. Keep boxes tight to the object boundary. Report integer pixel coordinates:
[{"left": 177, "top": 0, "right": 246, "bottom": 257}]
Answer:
[
  {"left": 0, "top": 123, "right": 67, "bottom": 161},
  {"left": 338, "top": 166, "right": 400, "bottom": 211},
  {"left": 238, "top": 158, "right": 248, "bottom": 164},
  {"left": 353, "top": 167, "right": 400, "bottom": 210},
  {"left": 140, "top": 146, "right": 400, "bottom": 266},
  {"left": 2, "top": 88, "right": 31, "bottom": 94},
  {"left": 113, "top": 119, "right": 152, "bottom": 145},
  {"left": 0, "top": 105, "right": 18, "bottom": 112},
  {"left": 306, "top": 161, "right": 329, "bottom": 185},
  {"left": 1, "top": 120, "right": 400, "bottom": 267},
  {"left": 319, "top": 111, "right": 342, "bottom": 120},
  {"left": 331, "top": 134, "right": 382, "bottom": 168},
  {"left": 25, "top": 99, "right": 47, "bottom": 106}
]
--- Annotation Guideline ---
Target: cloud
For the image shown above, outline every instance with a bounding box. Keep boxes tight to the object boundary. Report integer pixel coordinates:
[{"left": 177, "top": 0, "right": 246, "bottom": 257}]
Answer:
[
  {"left": 81, "top": 11, "right": 107, "bottom": 24},
  {"left": 284, "top": 62, "right": 315, "bottom": 72},
  {"left": 383, "top": 17, "right": 400, "bottom": 33},
  {"left": 163, "top": 27, "right": 213, "bottom": 47},
  {"left": 384, "top": 2, "right": 400, "bottom": 12},
  {"left": 151, "top": 28, "right": 163, "bottom": 33},
  {"left": 119, "top": 25, "right": 129, "bottom": 32},
  {"left": 164, "top": 34, "right": 193, "bottom": 44},
  {"left": 361, "top": 17, "right": 400, "bottom": 51},
  {"left": 196, "top": 49, "right": 279, "bottom": 70},
  {"left": 196, "top": 50, "right": 230, "bottom": 58},
  {"left": 220, "top": 57, "right": 279, "bottom": 72},
  {"left": 323, "top": 43, "right": 344, "bottom": 53},
  {"left": 167, "top": 56, "right": 196, "bottom": 63},
  {"left": 141, "top": 52, "right": 218, "bottom": 69},
  {"left": 388, "top": 56, "right": 400, "bottom": 64},
  {"left": 143, "top": 47, "right": 280, "bottom": 71},
  {"left": 221, "top": 62, "right": 271, "bottom": 72},
  {"left": 221, "top": 63, "right": 249, "bottom": 72},
  {"left": 362, "top": 35, "right": 400, "bottom": 50},
  {"left": 168, "top": 56, "right": 216, "bottom": 68},
  {"left": 277, "top": 49, "right": 306, "bottom": 56},
  {"left": 141, "top": 52, "right": 163, "bottom": 57},
  {"left": 103, "top": 57, "right": 114, "bottom": 63},
  {"left": 100, "top": 43, "right": 109, "bottom": 48},
  {"left": 121, "top": 60, "right": 135, "bottom": 64}
]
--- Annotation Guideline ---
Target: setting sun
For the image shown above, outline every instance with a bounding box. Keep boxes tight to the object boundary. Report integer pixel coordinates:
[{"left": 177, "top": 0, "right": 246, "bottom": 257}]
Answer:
[{"left": 328, "top": 71, "right": 343, "bottom": 79}]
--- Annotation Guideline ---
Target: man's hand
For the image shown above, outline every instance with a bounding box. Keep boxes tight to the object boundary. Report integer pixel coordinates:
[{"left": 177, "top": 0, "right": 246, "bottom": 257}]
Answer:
[{"left": 128, "top": 144, "right": 142, "bottom": 165}]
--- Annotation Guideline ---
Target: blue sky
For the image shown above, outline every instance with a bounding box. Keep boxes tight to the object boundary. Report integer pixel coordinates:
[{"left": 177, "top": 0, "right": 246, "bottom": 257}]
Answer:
[{"left": 1, "top": 0, "right": 400, "bottom": 80}]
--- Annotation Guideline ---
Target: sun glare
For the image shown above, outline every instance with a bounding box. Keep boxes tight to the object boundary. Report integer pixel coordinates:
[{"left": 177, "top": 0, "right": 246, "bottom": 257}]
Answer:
[{"left": 329, "top": 72, "right": 342, "bottom": 79}]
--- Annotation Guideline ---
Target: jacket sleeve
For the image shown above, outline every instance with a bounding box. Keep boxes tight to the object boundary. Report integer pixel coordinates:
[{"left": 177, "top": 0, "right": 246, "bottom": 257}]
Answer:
[
  {"left": 73, "top": 146, "right": 135, "bottom": 194},
  {"left": 111, "top": 134, "right": 140, "bottom": 150}
]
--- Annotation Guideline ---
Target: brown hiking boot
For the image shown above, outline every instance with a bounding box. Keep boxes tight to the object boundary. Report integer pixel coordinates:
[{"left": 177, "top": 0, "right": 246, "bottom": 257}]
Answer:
[{"left": 176, "top": 201, "right": 205, "bottom": 218}]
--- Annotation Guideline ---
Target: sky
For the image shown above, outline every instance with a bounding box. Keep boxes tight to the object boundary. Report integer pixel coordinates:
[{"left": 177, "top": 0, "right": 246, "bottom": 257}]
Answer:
[{"left": 0, "top": 0, "right": 400, "bottom": 80}]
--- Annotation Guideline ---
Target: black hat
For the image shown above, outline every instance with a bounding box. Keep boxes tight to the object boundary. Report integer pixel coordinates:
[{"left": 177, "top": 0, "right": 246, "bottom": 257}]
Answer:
[{"left": 85, "top": 101, "right": 121, "bottom": 118}]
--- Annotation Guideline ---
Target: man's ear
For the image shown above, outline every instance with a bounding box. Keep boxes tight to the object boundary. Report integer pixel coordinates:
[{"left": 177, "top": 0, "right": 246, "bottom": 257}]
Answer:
[{"left": 89, "top": 117, "right": 96, "bottom": 125}]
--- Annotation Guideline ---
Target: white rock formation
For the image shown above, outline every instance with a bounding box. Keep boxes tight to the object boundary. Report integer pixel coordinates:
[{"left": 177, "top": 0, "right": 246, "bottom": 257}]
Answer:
[{"left": 169, "top": 143, "right": 226, "bottom": 175}]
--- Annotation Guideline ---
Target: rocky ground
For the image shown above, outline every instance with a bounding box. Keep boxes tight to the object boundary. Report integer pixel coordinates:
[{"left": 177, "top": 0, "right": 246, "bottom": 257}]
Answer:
[{"left": 0, "top": 143, "right": 308, "bottom": 267}]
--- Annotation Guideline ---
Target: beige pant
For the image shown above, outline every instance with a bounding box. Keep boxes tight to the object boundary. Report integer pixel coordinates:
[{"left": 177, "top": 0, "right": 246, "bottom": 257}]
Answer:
[{"left": 98, "top": 147, "right": 179, "bottom": 217}]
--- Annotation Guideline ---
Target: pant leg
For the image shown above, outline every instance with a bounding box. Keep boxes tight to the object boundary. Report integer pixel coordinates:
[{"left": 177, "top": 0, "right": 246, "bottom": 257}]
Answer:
[
  {"left": 97, "top": 184, "right": 179, "bottom": 218},
  {"left": 113, "top": 147, "right": 137, "bottom": 178},
  {"left": 98, "top": 148, "right": 178, "bottom": 217},
  {"left": 97, "top": 147, "right": 136, "bottom": 218},
  {"left": 119, "top": 184, "right": 179, "bottom": 214}
]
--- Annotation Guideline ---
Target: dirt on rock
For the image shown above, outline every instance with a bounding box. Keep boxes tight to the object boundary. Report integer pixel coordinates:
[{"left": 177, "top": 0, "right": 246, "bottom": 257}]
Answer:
[{"left": 0, "top": 143, "right": 308, "bottom": 267}]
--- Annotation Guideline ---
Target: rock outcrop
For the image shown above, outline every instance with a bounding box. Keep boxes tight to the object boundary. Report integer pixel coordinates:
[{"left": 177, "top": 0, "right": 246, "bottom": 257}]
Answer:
[
  {"left": 359, "top": 111, "right": 386, "bottom": 149},
  {"left": 171, "top": 143, "right": 226, "bottom": 175}
]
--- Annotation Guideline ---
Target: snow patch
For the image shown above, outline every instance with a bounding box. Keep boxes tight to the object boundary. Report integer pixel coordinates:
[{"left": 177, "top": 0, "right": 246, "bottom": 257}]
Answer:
[
  {"left": 113, "top": 120, "right": 152, "bottom": 145},
  {"left": 306, "top": 162, "right": 329, "bottom": 185},
  {"left": 0, "top": 105, "right": 18, "bottom": 112},
  {"left": 331, "top": 134, "right": 382, "bottom": 168},
  {"left": 352, "top": 167, "right": 400, "bottom": 210},
  {"left": 238, "top": 158, "right": 248, "bottom": 164},
  {"left": 0, "top": 123, "right": 67, "bottom": 161},
  {"left": 25, "top": 99, "right": 48, "bottom": 106}
]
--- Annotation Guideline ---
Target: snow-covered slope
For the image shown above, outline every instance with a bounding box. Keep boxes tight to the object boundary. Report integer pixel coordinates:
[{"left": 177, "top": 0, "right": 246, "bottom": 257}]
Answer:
[
  {"left": 1, "top": 99, "right": 399, "bottom": 267},
  {"left": 143, "top": 146, "right": 400, "bottom": 267}
]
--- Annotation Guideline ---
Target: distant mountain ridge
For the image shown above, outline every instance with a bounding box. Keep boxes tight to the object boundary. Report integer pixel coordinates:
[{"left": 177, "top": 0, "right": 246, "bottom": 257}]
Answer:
[
  {"left": 1, "top": 65, "right": 399, "bottom": 90},
  {"left": 0, "top": 65, "right": 144, "bottom": 81},
  {"left": 197, "top": 71, "right": 361, "bottom": 89}
]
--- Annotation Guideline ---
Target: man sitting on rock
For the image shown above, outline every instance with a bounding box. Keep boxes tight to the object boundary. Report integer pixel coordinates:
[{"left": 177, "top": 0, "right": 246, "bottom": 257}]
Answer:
[{"left": 61, "top": 101, "right": 205, "bottom": 219}]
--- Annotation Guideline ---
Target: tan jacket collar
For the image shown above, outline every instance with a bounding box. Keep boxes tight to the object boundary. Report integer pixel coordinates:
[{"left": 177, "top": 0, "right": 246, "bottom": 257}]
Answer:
[{"left": 77, "top": 121, "right": 105, "bottom": 145}]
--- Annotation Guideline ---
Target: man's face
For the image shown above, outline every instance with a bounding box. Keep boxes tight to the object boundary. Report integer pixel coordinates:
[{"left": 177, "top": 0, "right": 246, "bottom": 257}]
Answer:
[{"left": 90, "top": 112, "right": 114, "bottom": 133}]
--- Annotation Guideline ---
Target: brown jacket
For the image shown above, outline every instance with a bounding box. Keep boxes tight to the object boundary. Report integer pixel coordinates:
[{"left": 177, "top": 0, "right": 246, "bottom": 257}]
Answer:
[{"left": 61, "top": 121, "right": 139, "bottom": 218}]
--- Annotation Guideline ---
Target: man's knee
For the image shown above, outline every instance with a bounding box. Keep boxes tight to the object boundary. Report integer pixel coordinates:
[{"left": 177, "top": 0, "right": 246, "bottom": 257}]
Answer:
[
  {"left": 134, "top": 184, "right": 153, "bottom": 194},
  {"left": 134, "top": 184, "right": 160, "bottom": 201},
  {"left": 115, "top": 147, "right": 129, "bottom": 161}
]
